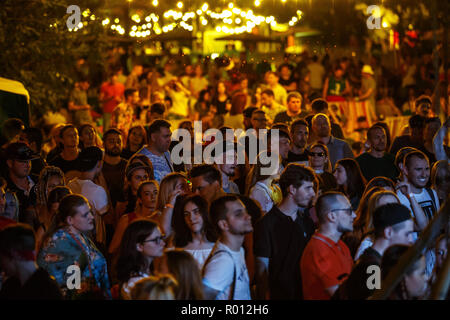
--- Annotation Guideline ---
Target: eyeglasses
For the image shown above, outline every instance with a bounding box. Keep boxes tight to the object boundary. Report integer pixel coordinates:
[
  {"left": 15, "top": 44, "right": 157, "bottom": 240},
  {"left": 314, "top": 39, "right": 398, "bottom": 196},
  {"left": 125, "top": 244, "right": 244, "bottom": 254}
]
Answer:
[
  {"left": 143, "top": 235, "right": 166, "bottom": 244},
  {"left": 331, "top": 208, "right": 354, "bottom": 216},
  {"left": 309, "top": 152, "right": 325, "bottom": 157}
]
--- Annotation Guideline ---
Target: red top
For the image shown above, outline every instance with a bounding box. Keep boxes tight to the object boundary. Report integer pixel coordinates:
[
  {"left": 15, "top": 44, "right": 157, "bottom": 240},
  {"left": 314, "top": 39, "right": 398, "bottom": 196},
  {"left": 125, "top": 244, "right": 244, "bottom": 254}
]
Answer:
[
  {"left": 300, "top": 232, "right": 353, "bottom": 300},
  {"left": 100, "top": 82, "right": 125, "bottom": 113}
]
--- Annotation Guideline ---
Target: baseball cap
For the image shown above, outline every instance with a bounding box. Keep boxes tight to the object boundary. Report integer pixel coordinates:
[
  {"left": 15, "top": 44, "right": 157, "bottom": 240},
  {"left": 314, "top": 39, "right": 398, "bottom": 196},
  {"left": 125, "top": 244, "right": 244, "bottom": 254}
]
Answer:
[
  {"left": 5, "top": 142, "right": 40, "bottom": 161},
  {"left": 78, "top": 146, "right": 103, "bottom": 172},
  {"left": 125, "top": 162, "right": 153, "bottom": 179},
  {"left": 373, "top": 203, "right": 412, "bottom": 231}
]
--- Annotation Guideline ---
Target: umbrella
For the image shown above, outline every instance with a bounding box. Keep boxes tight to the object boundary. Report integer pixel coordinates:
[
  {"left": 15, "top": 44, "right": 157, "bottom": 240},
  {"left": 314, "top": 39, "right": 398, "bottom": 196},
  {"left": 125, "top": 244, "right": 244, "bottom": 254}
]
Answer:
[{"left": 215, "top": 33, "right": 281, "bottom": 43}]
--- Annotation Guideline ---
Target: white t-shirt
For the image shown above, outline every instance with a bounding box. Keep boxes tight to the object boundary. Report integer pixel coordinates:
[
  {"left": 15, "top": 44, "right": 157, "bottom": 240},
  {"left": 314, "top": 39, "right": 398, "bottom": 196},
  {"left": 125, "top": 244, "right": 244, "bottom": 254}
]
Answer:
[
  {"left": 396, "top": 188, "right": 440, "bottom": 222},
  {"left": 68, "top": 178, "right": 109, "bottom": 215},
  {"left": 202, "top": 242, "right": 251, "bottom": 300},
  {"left": 185, "top": 248, "right": 213, "bottom": 270}
]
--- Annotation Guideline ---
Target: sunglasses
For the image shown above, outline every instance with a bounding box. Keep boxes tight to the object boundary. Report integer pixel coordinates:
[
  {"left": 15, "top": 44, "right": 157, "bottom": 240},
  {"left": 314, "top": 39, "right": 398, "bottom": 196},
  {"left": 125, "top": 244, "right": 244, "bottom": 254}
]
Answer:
[
  {"left": 309, "top": 152, "right": 325, "bottom": 157},
  {"left": 143, "top": 235, "right": 166, "bottom": 245}
]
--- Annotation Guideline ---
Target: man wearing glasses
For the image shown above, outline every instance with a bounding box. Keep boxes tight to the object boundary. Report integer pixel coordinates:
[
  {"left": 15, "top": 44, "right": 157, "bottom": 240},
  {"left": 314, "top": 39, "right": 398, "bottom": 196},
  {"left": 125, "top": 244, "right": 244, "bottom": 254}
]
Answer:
[{"left": 300, "top": 191, "right": 355, "bottom": 300}]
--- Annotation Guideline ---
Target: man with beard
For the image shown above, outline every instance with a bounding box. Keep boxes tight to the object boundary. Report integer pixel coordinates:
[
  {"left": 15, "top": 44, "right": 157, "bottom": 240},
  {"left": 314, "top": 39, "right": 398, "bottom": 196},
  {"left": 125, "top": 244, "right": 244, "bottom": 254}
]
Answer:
[
  {"left": 274, "top": 92, "right": 307, "bottom": 126},
  {"left": 356, "top": 125, "right": 398, "bottom": 181},
  {"left": 215, "top": 142, "right": 240, "bottom": 194},
  {"left": 202, "top": 195, "right": 253, "bottom": 300},
  {"left": 300, "top": 191, "right": 355, "bottom": 300},
  {"left": 102, "top": 129, "right": 127, "bottom": 207},
  {"left": 190, "top": 164, "right": 226, "bottom": 205},
  {"left": 396, "top": 150, "right": 440, "bottom": 231},
  {"left": 310, "top": 113, "right": 353, "bottom": 167},
  {"left": 138, "top": 120, "right": 174, "bottom": 184},
  {"left": 287, "top": 119, "right": 309, "bottom": 166},
  {"left": 67, "top": 147, "right": 109, "bottom": 247},
  {"left": 254, "top": 164, "right": 316, "bottom": 300}
]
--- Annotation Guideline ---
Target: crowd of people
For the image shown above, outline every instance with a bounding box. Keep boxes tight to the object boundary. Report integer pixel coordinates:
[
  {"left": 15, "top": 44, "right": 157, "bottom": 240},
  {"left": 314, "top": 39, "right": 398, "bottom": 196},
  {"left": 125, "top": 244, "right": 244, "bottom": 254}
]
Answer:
[{"left": 0, "top": 50, "right": 449, "bottom": 300}]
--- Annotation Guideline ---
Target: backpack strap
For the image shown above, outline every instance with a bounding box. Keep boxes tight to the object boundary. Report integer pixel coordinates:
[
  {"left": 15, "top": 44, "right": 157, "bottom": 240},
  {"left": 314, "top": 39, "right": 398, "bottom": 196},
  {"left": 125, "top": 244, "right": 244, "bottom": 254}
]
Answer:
[
  {"left": 425, "top": 188, "right": 437, "bottom": 214},
  {"left": 202, "top": 241, "right": 237, "bottom": 300}
]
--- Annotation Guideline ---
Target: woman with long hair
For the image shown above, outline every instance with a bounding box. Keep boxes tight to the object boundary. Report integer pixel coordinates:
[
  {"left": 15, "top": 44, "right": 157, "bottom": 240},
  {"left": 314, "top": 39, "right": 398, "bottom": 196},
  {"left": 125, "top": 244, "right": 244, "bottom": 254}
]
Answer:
[
  {"left": 354, "top": 190, "right": 401, "bottom": 260},
  {"left": 247, "top": 152, "right": 282, "bottom": 215},
  {"left": 172, "top": 195, "right": 216, "bottom": 268},
  {"left": 130, "top": 274, "right": 178, "bottom": 300},
  {"left": 212, "top": 81, "right": 230, "bottom": 115},
  {"left": 381, "top": 245, "right": 429, "bottom": 300},
  {"left": 223, "top": 92, "right": 247, "bottom": 130},
  {"left": 115, "top": 219, "right": 165, "bottom": 300},
  {"left": 34, "top": 166, "right": 65, "bottom": 231},
  {"left": 307, "top": 143, "right": 337, "bottom": 193},
  {"left": 109, "top": 180, "right": 159, "bottom": 256},
  {"left": 162, "top": 249, "right": 204, "bottom": 300},
  {"left": 156, "top": 172, "right": 191, "bottom": 236},
  {"left": 37, "top": 194, "right": 111, "bottom": 299},
  {"left": 78, "top": 123, "right": 101, "bottom": 149},
  {"left": 333, "top": 158, "right": 366, "bottom": 211},
  {"left": 121, "top": 125, "right": 148, "bottom": 160}
]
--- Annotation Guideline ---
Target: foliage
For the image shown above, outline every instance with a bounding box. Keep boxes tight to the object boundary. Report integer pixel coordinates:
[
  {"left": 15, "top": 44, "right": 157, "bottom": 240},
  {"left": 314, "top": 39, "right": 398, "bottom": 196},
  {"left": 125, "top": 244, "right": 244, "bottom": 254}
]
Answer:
[{"left": 0, "top": 0, "right": 107, "bottom": 120}]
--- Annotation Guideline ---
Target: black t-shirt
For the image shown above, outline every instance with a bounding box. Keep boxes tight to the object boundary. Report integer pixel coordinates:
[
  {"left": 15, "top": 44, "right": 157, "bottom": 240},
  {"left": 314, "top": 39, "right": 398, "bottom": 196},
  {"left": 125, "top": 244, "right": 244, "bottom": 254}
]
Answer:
[
  {"left": 120, "top": 148, "right": 136, "bottom": 160},
  {"left": 0, "top": 268, "right": 63, "bottom": 300},
  {"left": 318, "top": 172, "right": 337, "bottom": 192},
  {"left": 212, "top": 97, "right": 228, "bottom": 115},
  {"left": 253, "top": 206, "right": 315, "bottom": 299},
  {"left": 6, "top": 174, "right": 38, "bottom": 228},
  {"left": 49, "top": 154, "right": 81, "bottom": 173},
  {"left": 356, "top": 152, "right": 399, "bottom": 182},
  {"left": 332, "top": 246, "right": 382, "bottom": 300},
  {"left": 102, "top": 159, "right": 128, "bottom": 207}
]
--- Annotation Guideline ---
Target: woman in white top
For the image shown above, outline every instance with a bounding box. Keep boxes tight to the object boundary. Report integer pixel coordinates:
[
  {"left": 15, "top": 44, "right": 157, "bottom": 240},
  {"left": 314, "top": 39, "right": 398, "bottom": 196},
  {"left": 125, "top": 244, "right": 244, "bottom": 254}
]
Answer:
[
  {"left": 246, "top": 152, "right": 282, "bottom": 215},
  {"left": 172, "top": 194, "right": 216, "bottom": 269},
  {"left": 116, "top": 219, "right": 166, "bottom": 299}
]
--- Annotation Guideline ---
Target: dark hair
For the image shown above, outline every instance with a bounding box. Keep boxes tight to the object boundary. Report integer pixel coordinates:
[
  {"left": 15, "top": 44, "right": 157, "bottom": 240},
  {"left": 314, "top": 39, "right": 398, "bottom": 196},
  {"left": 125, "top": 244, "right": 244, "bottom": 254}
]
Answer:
[
  {"left": 243, "top": 106, "right": 258, "bottom": 118},
  {"left": 173, "top": 195, "right": 217, "bottom": 247},
  {"left": 279, "top": 163, "right": 316, "bottom": 197},
  {"left": 335, "top": 158, "right": 366, "bottom": 199},
  {"left": 1, "top": 118, "right": 25, "bottom": 141},
  {"left": 59, "top": 124, "right": 77, "bottom": 138},
  {"left": 315, "top": 191, "right": 346, "bottom": 224},
  {"left": 408, "top": 115, "right": 426, "bottom": 129},
  {"left": 367, "top": 124, "right": 386, "bottom": 141},
  {"left": 126, "top": 125, "right": 148, "bottom": 151},
  {"left": 124, "top": 88, "right": 137, "bottom": 100},
  {"left": 230, "top": 92, "right": 247, "bottom": 116},
  {"left": 353, "top": 186, "right": 384, "bottom": 236},
  {"left": 0, "top": 223, "right": 35, "bottom": 258},
  {"left": 290, "top": 119, "right": 309, "bottom": 133},
  {"left": 22, "top": 127, "right": 43, "bottom": 151},
  {"left": 46, "top": 186, "right": 72, "bottom": 212},
  {"left": 372, "top": 122, "right": 392, "bottom": 150},
  {"left": 165, "top": 249, "right": 204, "bottom": 300},
  {"left": 237, "top": 194, "right": 263, "bottom": 227},
  {"left": 39, "top": 194, "right": 89, "bottom": 251},
  {"left": 102, "top": 128, "right": 123, "bottom": 142},
  {"left": 189, "top": 164, "right": 222, "bottom": 186},
  {"left": 404, "top": 150, "right": 429, "bottom": 169},
  {"left": 148, "top": 119, "right": 171, "bottom": 138},
  {"left": 209, "top": 194, "right": 241, "bottom": 233},
  {"left": 116, "top": 219, "right": 159, "bottom": 283},
  {"left": 150, "top": 103, "right": 165, "bottom": 115},
  {"left": 366, "top": 177, "right": 395, "bottom": 191},
  {"left": 268, "top": 128, "right": 290, "bottom": 145},
  {"left": 395, "top": 147, "right": 418, "bottom": 169},
  {"left": 311, "top": 98, "right": 328, "bottom": 113},
  {"left": 261, "top": 89, "right": 274, "bottom": 97}
]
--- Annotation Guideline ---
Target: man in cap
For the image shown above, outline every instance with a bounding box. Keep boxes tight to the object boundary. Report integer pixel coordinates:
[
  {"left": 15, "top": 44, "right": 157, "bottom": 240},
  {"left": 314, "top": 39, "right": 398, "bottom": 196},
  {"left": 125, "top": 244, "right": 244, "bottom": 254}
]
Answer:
[
  {"left": 4, "top": 142, "right": 39, "bottom": 227},
  {"left": 333, "top": 203, "right": 414, "bottom": 300},
  {"left": 67, "top": 146, "right": 109, "bottom": 247}
]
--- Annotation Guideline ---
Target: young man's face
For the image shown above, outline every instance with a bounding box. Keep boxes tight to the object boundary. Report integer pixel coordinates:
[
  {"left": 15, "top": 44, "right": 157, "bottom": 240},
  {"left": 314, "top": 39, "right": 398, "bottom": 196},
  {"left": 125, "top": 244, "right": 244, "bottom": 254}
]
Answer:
[
  {"left": 369, "top": 127, "right": 387, "bottom": 152},
  {"left": 104, "top": 133, "right": 123, "bottom": 157},
  {"left": 292, "top": 181, "right": 316, "bottom": 209},
  {"left": 287, "top": 97, "right": 302, "bottom": 114},
  {"left": 266, "top": 73, "right": 278, "bottom": 86},
  {"left": 218, "top": 151, "right": 237, "bottom": 177},
  {"left": 223, "top": 200, "right": 253, "bottom": 236},
  {"left": 334, "top": 196, "right": 356, "bottom": 233},
  {"left": 278, "top": 137, "right": 291, "bottom": 160},
  {"left": 62, "top": 128, "right": 79, "bottom": 148},
  {"left": 261, "top": 93, "right": 273, "bottom": 107},
  {"left": 291, "top": 125, "right": 309, "bottom": 149},
  {"left": 152, "top": 127, "right": 172, "bottom": 153},
  {"left": 191, "top": 176, "right": 219, "bottom": 204},
  {"left": 388, "top": 220, "right": 415, "bottom": 246},
  {"left": 404, "top": 156, "right": 430, "bottom": 189},
  {"left": 312, "top": 116, "right": 331, "bottom": 138},
  {"left": 251, "top": 113, "right": 267, "bottom": 130},
  {"left": 7, "top": 159, "right": 31, "bottom": 179}
]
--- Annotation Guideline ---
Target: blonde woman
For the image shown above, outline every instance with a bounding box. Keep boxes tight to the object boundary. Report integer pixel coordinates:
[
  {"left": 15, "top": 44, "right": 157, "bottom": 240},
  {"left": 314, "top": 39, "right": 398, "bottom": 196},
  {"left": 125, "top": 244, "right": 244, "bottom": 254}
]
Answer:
[{"left": 246, "top": 152, "right": 282, "bottom": 215}]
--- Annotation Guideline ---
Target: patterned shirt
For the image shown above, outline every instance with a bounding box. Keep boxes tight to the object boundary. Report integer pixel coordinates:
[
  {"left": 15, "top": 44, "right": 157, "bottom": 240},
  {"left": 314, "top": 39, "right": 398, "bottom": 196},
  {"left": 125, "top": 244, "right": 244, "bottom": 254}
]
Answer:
[{"left": 137, "top": 146, "right": 174, "bottom": 183}]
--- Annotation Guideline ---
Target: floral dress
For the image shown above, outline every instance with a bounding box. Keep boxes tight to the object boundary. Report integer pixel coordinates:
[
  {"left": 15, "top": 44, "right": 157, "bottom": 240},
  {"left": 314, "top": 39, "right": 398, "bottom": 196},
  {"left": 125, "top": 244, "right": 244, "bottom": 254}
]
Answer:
[{"left": 37, "top": 227, "right": 111, "bottom": 299}]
